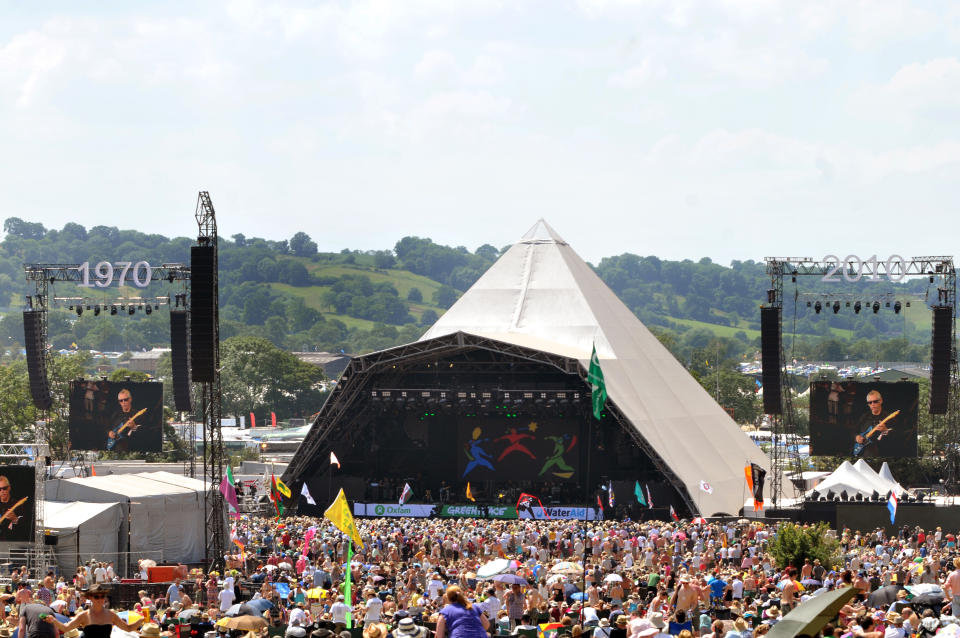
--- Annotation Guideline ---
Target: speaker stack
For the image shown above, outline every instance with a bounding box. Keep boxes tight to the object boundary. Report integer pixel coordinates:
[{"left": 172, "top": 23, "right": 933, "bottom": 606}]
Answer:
[
  {"left": 190, "top": 246, "right": 215, "bottom": 383},
  {"left": 170, "top": 310, "right": 193, "bottom": 411},
  {"left": 23, "top": 310, "right": 52, "bottom": 410},
  {"left": 760, "top": 306, "right": 782, "bottom": 415},
  {"left": 930, "top": 306, "right": 952, "bottom": 414}
]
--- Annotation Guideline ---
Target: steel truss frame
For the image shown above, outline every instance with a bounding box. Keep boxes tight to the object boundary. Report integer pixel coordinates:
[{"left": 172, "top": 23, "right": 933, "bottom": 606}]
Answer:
[
  {"left": 195, "top": 191, "right": 226, "bottom": 571},
  {"left": 764, "top": 256, "right": 959, "bottom": 503},
  {"left": 282, "top": 332, "right": 699, "bottom": 516}
]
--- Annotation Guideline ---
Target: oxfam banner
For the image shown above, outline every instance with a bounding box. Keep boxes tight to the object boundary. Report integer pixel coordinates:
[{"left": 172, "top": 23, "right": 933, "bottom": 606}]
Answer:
[
  {"left": 440, "top": 504, "right": 518, "bottom": 519},
  {"left": 363, "top": 503, "right": 434, "bottom": 517}
]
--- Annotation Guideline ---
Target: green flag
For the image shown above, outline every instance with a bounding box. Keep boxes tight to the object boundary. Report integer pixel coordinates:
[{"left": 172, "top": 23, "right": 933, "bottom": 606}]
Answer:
[
  {"left": 588, "top": 342, "right": 607, "bottom": 420},
  {"left": 345, "top": 541, "right": 354, "bottom": 628},
  {"left": 634, "top": 480, "right": 646, "bottom": 506}
]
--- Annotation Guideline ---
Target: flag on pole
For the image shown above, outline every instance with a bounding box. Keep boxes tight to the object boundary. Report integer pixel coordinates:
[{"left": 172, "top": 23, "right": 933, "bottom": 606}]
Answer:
[
  {"left": 588, "top": 343, "right": 607, "bottom": 420},
  {"left": 275, "top": 478, "right": 292, "bottom": 498},
  {"left": 345, "top": 541, "right": 354, "bottom": 628},
  {"left": 517, "top": 493, "right": 548, "bottom": 519},
  {"left": 634, "top": 481, "right": 646, "bottom": 506},
  {"left": 596, "top": 494, "right": 604, "bottom": 511},
  {"left": 669, "top": 504, "right": 679, "bottom": 522},
  {"left": 699, "top": 480, "right": 713, "bottom": 495},
  {"left": 888, "top": 492, "right": 898, "bottom": 525},
  {"left": 744, "top": 463, "right": 766, "bottom": 510},
  {"left": 301, "top": 482, "right": 316, "bottom": 506},
  {"left": 219, "top": 466, "right": 240, "bottom": 515},
  {"left": 466, "top": 482, "right": 475, "bottom": 502},
  {"left": 399, "top": 483, "right": 413, "bottom": 505},
  {"left": 250, "top": 413, "right": 256, "bottom": 428},
  {"left": 271, "top": 412, "right": 277, "bottom": 427},
  {"left": 608, "top": 481, "right": 616, "bottom": 508},
  {"left": 330, "top": 451, "right": 341, "bottom": 469},
  {"left": 324, "top": 488, "right": 364, "bottom": 550},
  {"left": 646, "top": 484, "right": 654, "bottom": 509},
  {"left": 269, "top": 475, "right": 285, "bottom": 519}
]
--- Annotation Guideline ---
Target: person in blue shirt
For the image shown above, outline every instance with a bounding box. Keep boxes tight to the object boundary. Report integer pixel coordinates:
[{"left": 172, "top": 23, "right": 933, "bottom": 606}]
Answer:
[{"left": 707, "top": 574, "right": 728, "bottom": 604}]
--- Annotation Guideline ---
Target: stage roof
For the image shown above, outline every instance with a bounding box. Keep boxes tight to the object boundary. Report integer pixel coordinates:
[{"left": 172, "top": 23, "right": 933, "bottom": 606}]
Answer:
[{"left": 420, "top": 219, "right": 770, "bottom": 515}]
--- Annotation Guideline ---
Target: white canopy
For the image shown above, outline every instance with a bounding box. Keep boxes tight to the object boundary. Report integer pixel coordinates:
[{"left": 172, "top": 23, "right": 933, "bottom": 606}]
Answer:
[
  {"left": 46, "top": 471, "right": 213, "bottom": 572},
  {"left": 853, "top": 459, "right": 904, "bottom": 498},
  {"left": 805, "top": 460, "right": 903, "bottom": 500},
  {"left": 879, "top": 461, "right": 909, "bottom": 497},
  {"left": 43, "top": 501, "right": 123, "bottom": 572},
  {"left": 420, "top": 220, "right": 770, "bottom": 515}
]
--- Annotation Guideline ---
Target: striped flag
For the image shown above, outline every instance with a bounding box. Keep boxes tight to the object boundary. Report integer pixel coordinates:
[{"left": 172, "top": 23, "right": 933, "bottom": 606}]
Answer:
[
  {"left": 608, "top": 481, "right": 615, "bottom": 507},
  {"left": 888, "top": 492, "right": 898, "bottom": 525},
  {"left": 646, "top": 484, "right": 654, "bottom": 509},
  {"left": 399, "top": 482, "right": 413, "bottom": 505},
  {"left": 669, "top": 504, "right": 679, "bottom": 522}
]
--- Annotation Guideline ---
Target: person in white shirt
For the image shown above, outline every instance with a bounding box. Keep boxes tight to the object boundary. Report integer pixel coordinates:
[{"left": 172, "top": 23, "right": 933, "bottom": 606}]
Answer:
[
  {"left": 218, "top": 585, "right": 236, "bottom": 612},
  {"left": 288, "top": 602, "right": 308, "bottom": 627},
  {"left": 363, "top": 589, "right": 383, "bottom": 626},
  {"left": 94, "top": 564, "right": 107, "bottom": 583},
  {"left": 330, "top": 594, "right": 350, "bottom": 631}
]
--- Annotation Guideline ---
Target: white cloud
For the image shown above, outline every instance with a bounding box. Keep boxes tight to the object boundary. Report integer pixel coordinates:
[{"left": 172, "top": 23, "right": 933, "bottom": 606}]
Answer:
[
  {"left": 0, "top": 30, "right": 67, "bottom": 108},
  {"left": 414, "top": 49, "right": 458, "bottom": 80},
  {"left": 608, "top": 58, "right": 657, "bottom": 87}
]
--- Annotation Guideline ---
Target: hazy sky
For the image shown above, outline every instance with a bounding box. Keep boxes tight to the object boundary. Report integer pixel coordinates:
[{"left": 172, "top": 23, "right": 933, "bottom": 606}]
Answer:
[{"left": 2, "top": 1, "right": 959, "bottom": 265}]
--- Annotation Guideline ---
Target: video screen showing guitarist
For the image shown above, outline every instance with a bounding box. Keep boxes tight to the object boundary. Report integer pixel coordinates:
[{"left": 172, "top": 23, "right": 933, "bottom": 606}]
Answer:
[
  {"left": 68, "top": 380, "right": 163, "bottom": 452},
  {"left": 853, "top": 390, "right": 899, "bottom": 458},
  {"left": 0, "top": 468, "right": 34, "bottom": 542}
]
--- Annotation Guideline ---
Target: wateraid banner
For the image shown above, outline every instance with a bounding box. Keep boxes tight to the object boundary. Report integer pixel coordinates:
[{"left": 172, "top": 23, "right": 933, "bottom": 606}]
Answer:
[{"left": 519, "top": 506, "right": 600, "bottom": 520}]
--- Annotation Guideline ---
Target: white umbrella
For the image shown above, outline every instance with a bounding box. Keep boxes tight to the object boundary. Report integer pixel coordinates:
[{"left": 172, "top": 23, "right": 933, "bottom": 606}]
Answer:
[
  {"left": 546, "top": 574, "right": 566, "bottom": 585},
  {"left": 278, "top": 562, "right": 293, "bottom": 571},
  {"left": 477, "top": 559, "right": 512, "bottom": 579},
  {"left": 603, "top": 574, "right": 623, "bottom": 583}
]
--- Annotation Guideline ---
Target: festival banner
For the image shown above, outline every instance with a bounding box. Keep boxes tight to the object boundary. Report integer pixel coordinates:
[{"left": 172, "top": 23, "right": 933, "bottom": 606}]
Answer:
[
  {"left": 440, "top": 504, "right": 518, "bottom": 519},
  {"left": 518, "top": 506, "right": 600, "bottom": 520}
]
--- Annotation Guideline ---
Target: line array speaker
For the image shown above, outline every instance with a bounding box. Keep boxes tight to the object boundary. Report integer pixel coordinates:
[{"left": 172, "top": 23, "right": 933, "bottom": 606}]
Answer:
[
  {"left": 190, "top": 245, "right": 215, "bottom": 382},
  {"left": 760, "top": 306, "right": 782, "bottom": 415},
  {"left": 170, "top": 310, "right": 193, "bottom": 412},
  {"left": 23, "top": 310, "right": 52, "bottom": 410},
  {"left": 930, "top": 305, "right": 952, "bottom": 414}
]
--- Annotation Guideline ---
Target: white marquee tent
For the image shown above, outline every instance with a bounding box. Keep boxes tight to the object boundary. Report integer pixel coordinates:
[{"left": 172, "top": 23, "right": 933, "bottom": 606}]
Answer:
[
  {"left": 804, "top": 460, "right": 905, "bottom": 500},
  {"left": 43, "top": 501, "right": 123, "bottom": 572},
  {"left": 46, "top": 471, "right": 212, "bottom": 572}
]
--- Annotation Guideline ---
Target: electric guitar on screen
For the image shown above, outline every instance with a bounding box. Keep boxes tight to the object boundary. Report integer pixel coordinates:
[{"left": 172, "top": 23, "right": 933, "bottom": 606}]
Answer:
[
  {"left": 1, "top": 497, "right": 27, "bottom": 529},
  {"left": 106, "top": 408, "right": 147, "bottom": 450},
  {"left": 852, "top": 409, "right": 900, "bottom": 456}
]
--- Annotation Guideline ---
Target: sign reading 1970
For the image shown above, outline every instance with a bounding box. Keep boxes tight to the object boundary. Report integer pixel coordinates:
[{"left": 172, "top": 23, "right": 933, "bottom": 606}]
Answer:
[
  {"left": 821, "top": 255, "right": 907, "bottom": 283},
  {"left": 77, "top": 261, "right": 154, "bottom": 288}
]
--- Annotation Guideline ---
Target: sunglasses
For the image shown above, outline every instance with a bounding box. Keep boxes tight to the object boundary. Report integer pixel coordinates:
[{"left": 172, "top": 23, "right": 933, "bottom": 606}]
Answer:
[
  {"left": 867, "top": 400, "right": 881, "bottom": 405},
  {"left": 0, "top": 486, "right": 10, "bottom": 491},
  {"left": 89, "top": 593, "right": 107, "bottom": 599},
  {"left": 119, "top": 398, "right": 131, "bottom": 402}
]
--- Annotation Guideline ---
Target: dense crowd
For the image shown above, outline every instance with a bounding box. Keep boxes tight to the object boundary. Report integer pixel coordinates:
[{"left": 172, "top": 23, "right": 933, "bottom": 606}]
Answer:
[{"left": 9, "top": 516, "right": 960, "bottom": 638}]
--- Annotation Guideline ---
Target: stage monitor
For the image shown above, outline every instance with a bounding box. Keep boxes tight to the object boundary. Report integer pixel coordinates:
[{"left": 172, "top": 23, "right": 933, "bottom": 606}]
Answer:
[
  {"left": 809, "top": 380, "right": 919, "bottom": 458},
  {"left": 0, "top": 466, "right": 35, "bottom": 543},
  {"left": 69, "top": 380, "right": 164, "bottom": 452},
  {"left": 458, "top": 417, "right": 581, "bottom": 482}
]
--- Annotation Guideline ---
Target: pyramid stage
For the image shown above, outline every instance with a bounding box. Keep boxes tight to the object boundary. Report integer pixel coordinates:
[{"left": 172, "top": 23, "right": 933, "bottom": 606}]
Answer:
[{"left": 283, "top": 221, "right": 769, "bottom": 518}]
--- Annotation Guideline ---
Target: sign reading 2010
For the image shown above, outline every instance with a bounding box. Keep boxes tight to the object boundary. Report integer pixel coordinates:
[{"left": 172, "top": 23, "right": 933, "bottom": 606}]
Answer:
[
  {"left": 77, "top": 261, "right": 153, "bottom": 288},
  {"left": 821, "top": 255, "right": 906, "bottom": 283}
]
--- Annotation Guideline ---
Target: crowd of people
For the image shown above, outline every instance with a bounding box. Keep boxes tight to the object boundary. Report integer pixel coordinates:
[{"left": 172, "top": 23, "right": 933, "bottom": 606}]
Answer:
[{"left": 8, "top": 516, "right": 960, "bottom": 638}]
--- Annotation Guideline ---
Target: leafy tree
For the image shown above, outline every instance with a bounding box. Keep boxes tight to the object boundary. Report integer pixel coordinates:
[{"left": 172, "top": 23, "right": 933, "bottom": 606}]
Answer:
[
  {"left": 3, "top": 217, "right": 46, "bottom": 240},
  {"left": 433, "top": 285, "right": 459, "bottom": 309},
  {"left": 770, "top": 523, "right": 841, "bottom": 570},
  {"left": 289, "top": 232, "right": 317, "bottom": 257},
  {"left": 420, "top": 309, "right": 438, "bottom": 326},
  {"left": 373, "top": 250, "right": 396, "bottom": 270},
  {"left": 407, "top": 287, "right": 423, "bottom": 303}
]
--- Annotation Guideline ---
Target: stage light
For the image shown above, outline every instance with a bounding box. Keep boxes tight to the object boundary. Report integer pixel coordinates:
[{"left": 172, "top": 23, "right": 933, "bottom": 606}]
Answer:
[
  {"left": 826, "top": 490, "right": 835, "bottom": 500},
  {"left": 840, "top": 490, "right": 849, "bottom": 501},
  {"left": 128, "top": 306, "right": 135, "bottom": 315},
  {"left": 68, "top": 305, "right": 73, "bottom": 311},
  {"left": 806, "top": 301, "right": 811, "bottom": 307},
  {"left": 145, "top": 305, "right": 152, "bottom": 315},
  {"left": 94, "top": 306, "right": 101, "bottom": 316},
  {"left": 833, "top": 301, "right": 840, "bottom": 314},
  {"left": 873, "top": 302, "right": 880, "bottom": 313},
  {"left": 894, "top": 301, "right": 901, "bottom": 314},
  {"left": 854, "top": 301, "right": 861, "bottom": 314},
  {"left": 110, "top": 306, "right": 118, "bottom": 315},
  {"left": 76, "top": 306, "right": 82, "bottom": 317},
  {"left": 814, "top": 301, "right": 822, "bottom": 314}
]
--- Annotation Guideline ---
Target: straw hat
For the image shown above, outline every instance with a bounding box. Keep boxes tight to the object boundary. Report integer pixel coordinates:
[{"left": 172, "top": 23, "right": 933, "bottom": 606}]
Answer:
[
  {"left": 765, "top": 607, "right": 781, "bottom": 619},
  {"left": 63, "top": 631, "right": 80, "bottom": 638},
  {"left": 140, "top": 624, "right": 161, "bottom": 638}
]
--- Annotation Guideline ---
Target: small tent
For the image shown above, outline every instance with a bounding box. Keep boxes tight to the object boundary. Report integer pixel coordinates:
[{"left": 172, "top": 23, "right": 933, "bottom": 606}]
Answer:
[
  {"left": 43, "top": 501, "right": 123, "bottom": 573},
  {"left": 805, "top": 461, "right": 878, "bottom": 500},
  {"left": 853, "top": 459, "right": 904, "bottom": 498}
]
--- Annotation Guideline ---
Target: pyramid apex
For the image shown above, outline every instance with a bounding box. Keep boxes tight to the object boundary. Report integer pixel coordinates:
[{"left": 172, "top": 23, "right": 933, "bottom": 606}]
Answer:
[{"left": 519, "top": 219, "right": 567, "bottom": 245}]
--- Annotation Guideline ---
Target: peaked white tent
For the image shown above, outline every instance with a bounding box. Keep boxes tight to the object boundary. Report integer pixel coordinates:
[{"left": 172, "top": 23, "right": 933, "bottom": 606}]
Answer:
[
  {"left": 853, "top": 459, "right": 904, "bottom": 497},
  {"left": 805, "top": 460, "right": 884, "bottom": 499},
  {"left": 879, "top": 462, "right": 908, "bottom": 497},
  {"left": 420, "top": 220, "right": 769, "bottom": 515}
]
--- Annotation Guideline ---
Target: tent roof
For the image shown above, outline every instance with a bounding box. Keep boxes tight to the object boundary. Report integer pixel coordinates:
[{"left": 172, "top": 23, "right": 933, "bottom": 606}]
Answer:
[
  {"left": 43, "top": 501, "right": 120, "bottom": 533},
  {"left": 853, "top": 459, "right": 903, "bottom": 497},
  {"left": 879, "top": 462, "right": 908, "bottom": 497},
  {"left": 420, "top": 220, "right": 769, "bottom": 515},
  {"left": 805, "top": 461, "right": 881, "bottom": 499},
  {"left": 55, "top": 472, "right": 204, "bottom": 498}
]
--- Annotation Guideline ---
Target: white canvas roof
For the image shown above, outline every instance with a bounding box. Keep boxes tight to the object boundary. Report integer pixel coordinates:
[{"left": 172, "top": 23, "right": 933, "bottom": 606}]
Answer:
[
  {"left": 46, "top": 471, "right": 210, "bottom": 570},
  {"left": 879, "top": 462, "right": 908, "bottom": 497},
  {"left": 853, "top": 459, "right": 903, "bottom": 497},
  {"left": 805, "top": 460, "right": 878, "bottom": 499},
  {"left": 421, "top": 220, "right": 770, "bottom": 515},
  {"left": 44, "top": 501, "right": 123, "bottom": 572}
]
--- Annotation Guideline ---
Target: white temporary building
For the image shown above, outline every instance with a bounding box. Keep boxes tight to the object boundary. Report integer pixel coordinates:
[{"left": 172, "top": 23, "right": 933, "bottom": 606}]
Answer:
[
  {"left": 419, "top": 220, "right": 770, "bottom": 515},
  {"left": 43, "top": 501, "right": 123, "bottom": 572},
  {"left": 879, "top": 462, "right": 909, "bottom": 497},
  {"left": 46, "top": 471, "right": 212, "bottom": 573},
  {"left": 804, "top": 460, "right": 905, "bottom": 500}
]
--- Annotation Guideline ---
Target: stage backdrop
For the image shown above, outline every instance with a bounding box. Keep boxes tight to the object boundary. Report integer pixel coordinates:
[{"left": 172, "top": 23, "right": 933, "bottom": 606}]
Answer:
[
  {"left": 0, "top": 466, "right": 35, "bottom": 543},
  {"left": 69, "top": 380, "right": 164, "bottom": 452},
  {"left": 809, "top": 380, "right": 918, "bottom": 458},
  {"left": 456, "top": 416, "right": 580, "bottom": 482}
]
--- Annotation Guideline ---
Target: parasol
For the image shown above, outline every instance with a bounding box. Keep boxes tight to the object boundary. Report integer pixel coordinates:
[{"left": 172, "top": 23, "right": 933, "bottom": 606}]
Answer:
[
  {"left": 478, "top": 558, "right": 512, "bottom": 579},
  {"left": 604, "top": 574, "right": 623, "bottom": 583},
  {"left": 216, "top": 616, "right": 269, "bottom": 631},
  {"left": 866, "top": 585, "right": 901, "bottom": 608},
  {"left": 766, "top": 586, "right": 856, "bottom": 638},
  {"left": 491, "top": 574, "right": 529, "bottom": 585},
  {"left": 550, "top": 561, "right": 584, "bottom": 575}
]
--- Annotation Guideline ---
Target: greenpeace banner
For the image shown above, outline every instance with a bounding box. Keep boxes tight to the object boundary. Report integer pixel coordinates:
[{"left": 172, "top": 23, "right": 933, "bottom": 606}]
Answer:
[
  {"left": 518, "top": 506, "right": 599, "bottom": 520},
  {"left": 441, "top": 504, "right": 518, "bottom": 519}
]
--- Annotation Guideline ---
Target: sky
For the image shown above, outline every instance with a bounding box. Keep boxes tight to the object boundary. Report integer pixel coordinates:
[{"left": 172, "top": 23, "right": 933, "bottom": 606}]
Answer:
[{"left": 1, "top": 1, "right": 959, "bottom": 266}]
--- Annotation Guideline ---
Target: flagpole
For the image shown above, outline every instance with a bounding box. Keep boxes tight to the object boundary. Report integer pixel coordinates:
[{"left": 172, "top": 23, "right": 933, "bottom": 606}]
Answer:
[
  {"left": 328, "top": 462, "right": 332, "bottom": 505},
  {"left": 345, "top": 539, "right": 353, "bottom": 629}
]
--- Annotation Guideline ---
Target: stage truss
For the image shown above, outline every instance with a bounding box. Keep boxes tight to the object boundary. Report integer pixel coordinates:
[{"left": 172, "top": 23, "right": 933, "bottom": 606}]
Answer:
[{"left": 764, "top": 256, "right": 959, "bottom": 504}]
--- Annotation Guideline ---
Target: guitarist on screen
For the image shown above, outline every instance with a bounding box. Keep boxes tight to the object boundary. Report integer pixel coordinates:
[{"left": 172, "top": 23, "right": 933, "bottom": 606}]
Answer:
[
  {"left": 853, "top": 390, "right": 898, "bottom": 457},
  {"left": 106, "top": 388, "right": 146, "bottom": 451}
]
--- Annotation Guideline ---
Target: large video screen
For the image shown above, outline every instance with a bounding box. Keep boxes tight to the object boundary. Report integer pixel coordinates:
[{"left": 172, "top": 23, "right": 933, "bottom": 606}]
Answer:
[
  {"left": 69, "top": 380, "right": 164, "bottom": 452},
  {"left": 457, "top": 417, "right": 581, "bottom": 482},
  {"left": 809, "top": 381, "right": 919, "bottom": 457},
  {"left": 0, "top": 466, "right": 35, "bottom": 543}
]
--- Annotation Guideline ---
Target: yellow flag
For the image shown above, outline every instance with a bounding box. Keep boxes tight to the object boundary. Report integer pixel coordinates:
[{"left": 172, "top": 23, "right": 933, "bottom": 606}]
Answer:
[
  {"left": 275, "top": 478, "right": 292, "bottom": 498},
  {"left": 324, "top": 488, "right": 364, "bottom": 550},
  {"left": 466, "top": 482, "right": 475, "bottom": 502}
]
